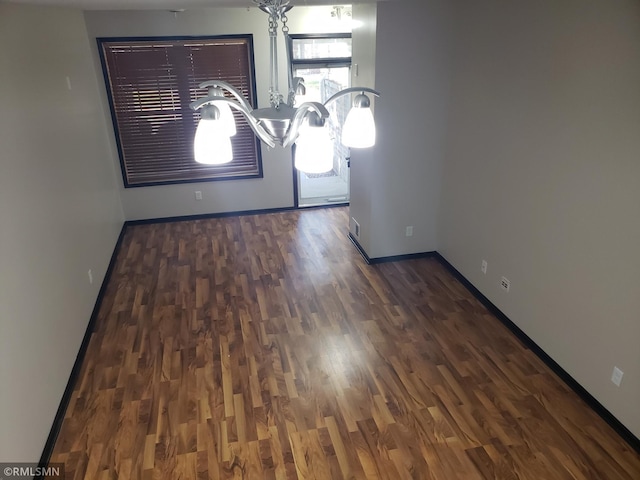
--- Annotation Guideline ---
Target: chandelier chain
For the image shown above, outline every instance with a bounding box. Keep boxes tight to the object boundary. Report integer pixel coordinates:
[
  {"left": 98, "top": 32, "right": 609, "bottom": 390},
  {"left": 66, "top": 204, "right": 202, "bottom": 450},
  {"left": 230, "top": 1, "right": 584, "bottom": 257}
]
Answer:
[
  {"left": 281, "top": 11, "right": 289, "bottom": 34},
  {"left": 267, "top": 8, "right": 281, "bottom": 107},
  {"left": 268, "top": 14, "right": 278, "bottom": 36}
]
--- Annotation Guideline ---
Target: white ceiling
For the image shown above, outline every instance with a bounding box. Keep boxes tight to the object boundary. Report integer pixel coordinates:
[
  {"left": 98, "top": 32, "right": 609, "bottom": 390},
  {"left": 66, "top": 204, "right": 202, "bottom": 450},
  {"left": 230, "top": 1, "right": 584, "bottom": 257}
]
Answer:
[{"left": 2, "top": 0, "right": 380, "bottom": 11}]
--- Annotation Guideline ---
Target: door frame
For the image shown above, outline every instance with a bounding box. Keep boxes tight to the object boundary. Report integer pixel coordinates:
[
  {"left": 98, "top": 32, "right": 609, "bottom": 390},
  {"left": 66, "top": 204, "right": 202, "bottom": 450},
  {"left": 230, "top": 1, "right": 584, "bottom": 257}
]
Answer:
[{"left": 288, "top": 33, "right": 353, "bottom": 208}]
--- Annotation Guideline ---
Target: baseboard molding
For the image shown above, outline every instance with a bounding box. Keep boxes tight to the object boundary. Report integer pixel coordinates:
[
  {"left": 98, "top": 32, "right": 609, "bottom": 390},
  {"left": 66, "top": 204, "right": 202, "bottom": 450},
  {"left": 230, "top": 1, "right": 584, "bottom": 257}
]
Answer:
[
  {"left": 37, "top": 223, "right": 129, "bottom": 477},
  {"left": 347, "top": 233, "right": 437, "bottom": 264},
  {"left": 126, "top": 203, "right": 347, "bottom": 226},
  {"left": 348, "top": 233, "right": 372, "bottom": 263},
  {"left": 434, "top": 252, "right": 640, "bottom": 455}
]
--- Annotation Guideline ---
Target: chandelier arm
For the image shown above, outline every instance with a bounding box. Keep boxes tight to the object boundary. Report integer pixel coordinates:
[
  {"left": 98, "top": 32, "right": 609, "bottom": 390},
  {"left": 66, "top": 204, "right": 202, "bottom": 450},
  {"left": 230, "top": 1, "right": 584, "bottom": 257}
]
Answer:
[
  {"left": 284, "top": 31, "right": 296, "bottom": 106},
  {"left": 198, "top": 80, "right": 254, "bottom": 112},
  {"left": 191, "top": 96, "right": 277, "bottom": 148},
  {"left": 288, "top": 77, "right": 303, "bottom": 107},
  {"left": 282, "top": 102, "right": 330, "bottom": 148},
  {"left": 323, "top": 87, "right": 381, "bottom": 108}
]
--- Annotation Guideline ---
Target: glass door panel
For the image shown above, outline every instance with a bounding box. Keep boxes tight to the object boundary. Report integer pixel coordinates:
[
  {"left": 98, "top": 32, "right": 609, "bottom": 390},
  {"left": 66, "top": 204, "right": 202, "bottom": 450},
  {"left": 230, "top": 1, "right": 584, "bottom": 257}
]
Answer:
[{"left": 294, "top": 65, "right": 351, "bottom": 206}]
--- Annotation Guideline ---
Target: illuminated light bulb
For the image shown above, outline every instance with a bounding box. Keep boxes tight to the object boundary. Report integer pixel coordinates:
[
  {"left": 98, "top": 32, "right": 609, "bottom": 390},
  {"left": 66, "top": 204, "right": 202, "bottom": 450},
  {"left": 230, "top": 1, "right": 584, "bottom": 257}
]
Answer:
[
  {"left": 295, "top": 120, "right": 333, "bottom": 174},
  {"left": 342, "top": 93, "right": 376, "bottom": 148},
  {"left": 193, "top": 105, "right": 233, "bottom": 165}
]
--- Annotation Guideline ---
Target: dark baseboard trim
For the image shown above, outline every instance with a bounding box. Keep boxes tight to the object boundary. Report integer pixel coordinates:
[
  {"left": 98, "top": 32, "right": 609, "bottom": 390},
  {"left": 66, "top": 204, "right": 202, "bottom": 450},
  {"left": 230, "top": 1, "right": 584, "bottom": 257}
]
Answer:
[
  {"left": 37, "top": 223, "right": 129, "bottom": 476},
  {"left": 299, "top": 202, "right": 350, "bottom": 209},
  {"left": 434, "top": 252, "right": 640, "bottom": 455},
  {"left": 347, "top": 233, "right": 436, "bottom": 265},
  {"left": 126, "top": 203, "right": 348, "bottom": 226},
  {"left": 369, "top": 250, "right": 437, "bottom": 264},
  {"left": 348, "top": 233, "right": 372, "bottom": 264},
  {"left": 126, "top": 206, "right": 297, "bottom": 226}
]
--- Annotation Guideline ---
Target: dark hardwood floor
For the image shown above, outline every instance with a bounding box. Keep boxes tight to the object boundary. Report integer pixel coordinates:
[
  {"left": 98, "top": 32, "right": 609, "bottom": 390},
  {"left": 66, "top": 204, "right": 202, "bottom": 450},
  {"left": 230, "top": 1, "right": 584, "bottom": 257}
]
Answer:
[{"left": 49, "top": 207, "right": 640, "bottom": 479}]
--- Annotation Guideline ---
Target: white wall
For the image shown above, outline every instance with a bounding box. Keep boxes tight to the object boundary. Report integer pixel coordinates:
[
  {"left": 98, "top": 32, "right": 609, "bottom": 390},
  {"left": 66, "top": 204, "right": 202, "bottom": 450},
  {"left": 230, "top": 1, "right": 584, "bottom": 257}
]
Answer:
[
  {"left": 439, "top": 0, "right": 640, "bottom": 437},
  {"left": 0, "top": 4, "right": 124, "bottom": 461},
  {"left": 352, "top": 0, "right": 451, "bottom": 258},
  {"left": 84, "top": 6, "right": 351, "bottom": 221},
  {"left": 349, "top": 2, "right": 377, "bottom": 252}
]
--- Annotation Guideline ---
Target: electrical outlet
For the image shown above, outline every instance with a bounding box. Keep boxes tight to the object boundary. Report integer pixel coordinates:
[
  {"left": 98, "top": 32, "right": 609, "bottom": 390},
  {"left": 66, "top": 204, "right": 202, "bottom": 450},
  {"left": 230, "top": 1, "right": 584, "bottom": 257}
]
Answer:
[
  {"left": 500, "top": 276, "right": 510, "bottom": 292},
  {"left": 88, "top": 269, "right": 93, "bottom": 285},
  {"left": 352, "top": 218, "right": 360, "bottom": 238},
  {"left": 611, "top": 366, "right": 623, "bottom": 387},
  {"left": 481, "top": 260, "right": 488, "bottom": 274},
  {"left": 405, "top": 226, "right": 414, "bottom": 237},
  {"left": 195, "top": 191, "right": 203, "bottom": 200}
]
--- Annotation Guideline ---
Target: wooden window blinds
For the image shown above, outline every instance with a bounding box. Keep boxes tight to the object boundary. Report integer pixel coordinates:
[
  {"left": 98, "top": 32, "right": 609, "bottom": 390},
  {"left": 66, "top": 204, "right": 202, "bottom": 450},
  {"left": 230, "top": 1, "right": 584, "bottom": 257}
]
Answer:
[{"left": 98, "top": 36, "right": 262, "bottom": 187}]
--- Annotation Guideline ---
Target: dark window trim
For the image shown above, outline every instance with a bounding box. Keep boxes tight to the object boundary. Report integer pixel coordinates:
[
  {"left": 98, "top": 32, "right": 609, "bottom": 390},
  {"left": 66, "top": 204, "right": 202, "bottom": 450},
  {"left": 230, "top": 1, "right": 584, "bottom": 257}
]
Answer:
[
  {"left": 288, "top": 33, "right": 352, "bottom": 40},
  {"left": 291, "top": 58, "right": 352, "bottom": 68},
  {"left": 288, "top": 33, "right": 353, "bottom": 67},
  {"left": 97, "top": 34, "right": 263, "bottom": 188}
]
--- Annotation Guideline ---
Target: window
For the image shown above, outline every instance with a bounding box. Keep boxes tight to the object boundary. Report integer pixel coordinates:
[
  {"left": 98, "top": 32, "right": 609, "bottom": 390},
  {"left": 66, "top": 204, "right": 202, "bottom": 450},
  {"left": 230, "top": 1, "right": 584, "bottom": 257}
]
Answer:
[{"left": 98, "top": 36, "right": 262, "bottom": 187}]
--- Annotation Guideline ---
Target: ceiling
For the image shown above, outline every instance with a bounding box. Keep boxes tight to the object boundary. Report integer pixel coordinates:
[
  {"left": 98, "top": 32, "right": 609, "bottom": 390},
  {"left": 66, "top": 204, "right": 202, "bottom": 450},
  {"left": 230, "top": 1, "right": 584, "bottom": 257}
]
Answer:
[{"left": 2, "top": 0, "right": 381, "bottom": 11}]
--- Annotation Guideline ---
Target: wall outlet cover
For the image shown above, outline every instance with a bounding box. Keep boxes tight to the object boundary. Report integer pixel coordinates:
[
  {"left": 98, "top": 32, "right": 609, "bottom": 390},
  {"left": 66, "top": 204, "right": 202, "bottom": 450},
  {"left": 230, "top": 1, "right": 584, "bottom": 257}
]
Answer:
[
  {"left": 611, "top": 366, "right": 624, "bottom": 387},
  {"left": 352, "top": 218, "right": 360, "bottom": 238}
]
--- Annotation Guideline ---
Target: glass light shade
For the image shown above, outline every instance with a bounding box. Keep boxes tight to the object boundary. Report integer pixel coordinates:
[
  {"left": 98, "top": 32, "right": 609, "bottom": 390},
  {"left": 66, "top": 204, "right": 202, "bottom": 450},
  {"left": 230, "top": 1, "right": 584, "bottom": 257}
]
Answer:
[
  {"left": 342, "top": 106, "right": 376, "bottom": 148},
  {"left": 194, "top": 118, "right": 233, "bottom": 165},
  {"left": 294, "top": 125, "right": 333, "bottom": 174},
  {"left": 214, "top": 101, "right": 237, "bottom": 137}
]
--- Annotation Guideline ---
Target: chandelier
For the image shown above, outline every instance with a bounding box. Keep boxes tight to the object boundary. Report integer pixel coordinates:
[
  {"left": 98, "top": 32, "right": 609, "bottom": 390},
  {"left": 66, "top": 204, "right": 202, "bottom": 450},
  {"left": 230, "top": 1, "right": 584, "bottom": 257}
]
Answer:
[{"left": 190, "top": 0, "right": 380, "bottom": 173}]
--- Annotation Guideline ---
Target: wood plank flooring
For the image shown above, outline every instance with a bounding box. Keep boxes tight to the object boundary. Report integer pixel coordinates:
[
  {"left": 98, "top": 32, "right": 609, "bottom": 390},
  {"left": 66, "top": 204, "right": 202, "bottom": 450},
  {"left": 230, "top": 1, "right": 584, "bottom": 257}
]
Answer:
[{"left": 49, "top": 207, "right": 640, "bottom": 479}]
